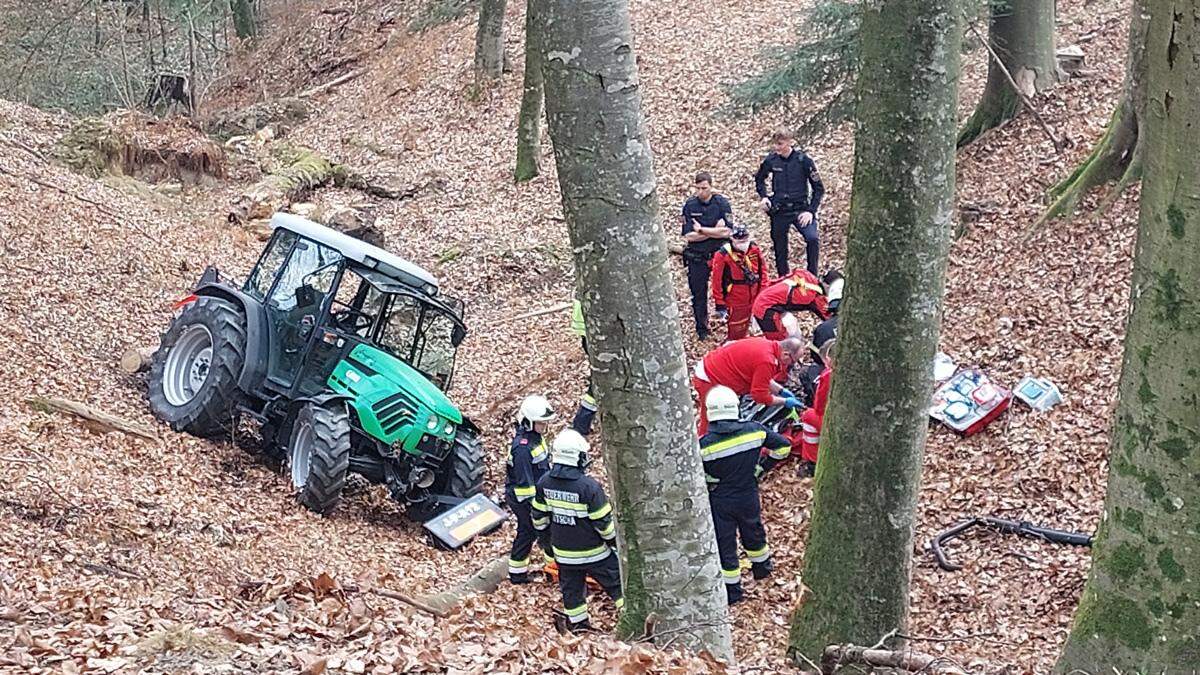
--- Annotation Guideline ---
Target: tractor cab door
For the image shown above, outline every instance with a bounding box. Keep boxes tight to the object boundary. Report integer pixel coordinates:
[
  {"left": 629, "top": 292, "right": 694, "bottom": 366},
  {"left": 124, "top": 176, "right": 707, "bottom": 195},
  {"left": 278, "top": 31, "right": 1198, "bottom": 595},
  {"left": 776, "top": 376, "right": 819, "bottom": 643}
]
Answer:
[
  {"left": 261, "top": 238, "right": 343, "bottom": 390},
  {"left": 293, "top": 267, "right": 385, "bottom": 397}
]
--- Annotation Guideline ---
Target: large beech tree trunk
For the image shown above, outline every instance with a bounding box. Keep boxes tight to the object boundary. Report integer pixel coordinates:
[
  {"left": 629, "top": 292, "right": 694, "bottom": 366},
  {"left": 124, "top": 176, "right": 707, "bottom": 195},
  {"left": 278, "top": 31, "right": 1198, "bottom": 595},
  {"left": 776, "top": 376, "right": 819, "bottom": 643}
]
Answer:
[
  {"left": 1040, "top": 0, "right": 1150, "bottom": 223},
  {"left": 958, "top": 0, "right": 1061, "bottom": 146},
  {"left": 1054, "top": 2, "right": 1200, "bottom": 670},
  {"left": 474, "top": 0, "right": 508, "bottom": 80},
  {"left": 787, "top": 0, "right": 960, "bottom": 665},
  {"left": 514, "top": 0, "right": 544, "bottom": 182},
  {"left": 540, "top": 0, "right": 734, "bottom": 661}
]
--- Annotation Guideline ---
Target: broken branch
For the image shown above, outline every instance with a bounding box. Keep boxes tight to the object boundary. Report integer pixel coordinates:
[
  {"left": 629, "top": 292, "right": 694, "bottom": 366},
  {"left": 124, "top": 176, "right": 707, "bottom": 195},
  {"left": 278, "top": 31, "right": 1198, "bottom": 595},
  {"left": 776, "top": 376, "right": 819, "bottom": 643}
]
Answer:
[
  {"left": 370, "top": 587, "right": 450, "bottom": 618},
  {"left": 26, "top": 396, "right": 159, "bottom": 442},
  {"left": 297, "top": 68, "right": 365, "bottom": 99}
]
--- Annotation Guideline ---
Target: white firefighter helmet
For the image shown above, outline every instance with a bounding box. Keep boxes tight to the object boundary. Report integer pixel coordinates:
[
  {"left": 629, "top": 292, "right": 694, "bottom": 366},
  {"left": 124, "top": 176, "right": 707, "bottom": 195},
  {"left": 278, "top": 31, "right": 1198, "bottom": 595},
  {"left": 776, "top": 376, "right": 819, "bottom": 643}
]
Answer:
[
  {"left": 826, "top": 277, "right": 845, "bottom": 310},
  {"left": 551, "top": 429, "right": 590, "bottom": 467},
  {"left": 517, "top": 395, "right": 556, "bottom": 428},
  {"left": 705, "top": 385, "right": 741, "bottom": 423}
]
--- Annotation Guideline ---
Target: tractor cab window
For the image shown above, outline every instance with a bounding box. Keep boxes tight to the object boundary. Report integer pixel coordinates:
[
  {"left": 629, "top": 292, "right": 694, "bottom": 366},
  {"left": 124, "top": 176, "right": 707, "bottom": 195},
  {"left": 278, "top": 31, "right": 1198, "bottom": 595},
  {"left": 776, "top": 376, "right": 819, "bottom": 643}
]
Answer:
[
  {"left": 376, "top": 294, "right": 461, "bottom": 389},
  {"left": 246, "top": 229, "right": 299, "bottom": 301},
  {"left": 330, "top": 268, "right": 385, "bottom": 338},
  {"left": 263, "top": 237, "right": 343, "bottom": 387}
]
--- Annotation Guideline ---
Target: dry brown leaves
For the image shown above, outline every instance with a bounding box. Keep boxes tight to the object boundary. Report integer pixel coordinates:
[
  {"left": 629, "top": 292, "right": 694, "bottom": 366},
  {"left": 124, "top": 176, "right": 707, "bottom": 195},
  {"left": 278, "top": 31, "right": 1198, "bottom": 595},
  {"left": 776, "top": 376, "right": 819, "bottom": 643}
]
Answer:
[{"left": 0, "top": 0, "right": 1140, "bottom": 671}]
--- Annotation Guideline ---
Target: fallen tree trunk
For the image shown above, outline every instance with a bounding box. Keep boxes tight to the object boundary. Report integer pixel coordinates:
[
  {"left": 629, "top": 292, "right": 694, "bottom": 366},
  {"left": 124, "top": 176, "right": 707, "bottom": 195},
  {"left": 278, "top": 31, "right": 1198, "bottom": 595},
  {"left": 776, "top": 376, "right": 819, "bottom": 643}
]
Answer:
[
  {"left": 119, "top": 347, "right": 155, "bottom": 374},
  {"left": 819, "top": 645, "right": 967, "bottom": 674},
  {"left": 26, "top": 396, "right": 159, "bottom": 442}
]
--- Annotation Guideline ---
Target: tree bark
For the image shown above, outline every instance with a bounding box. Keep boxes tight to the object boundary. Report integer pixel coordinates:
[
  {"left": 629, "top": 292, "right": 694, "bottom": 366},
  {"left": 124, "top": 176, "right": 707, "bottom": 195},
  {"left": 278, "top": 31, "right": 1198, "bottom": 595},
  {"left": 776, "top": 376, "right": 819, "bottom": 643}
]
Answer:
[
  {"left": 540, "top": 0, "right": 734, "bottom": 661},
  {"left": 1038, "top": 0, "right": 1150, "bottom": 224},
  {"left": 514, "top": 0, "right": 544, "bottom": 182},
  {"left": 787, "top": 0, "right": 960, "bottom": 665},
  {"left": 1054, "top": 2, "right": 1200, "bottom": 671},
  {"left": 959, "top": 0, "right": 1061, "bottom": 146},
  {"left": 229, "top": 0, "right": 259, "bottom": 40},
  {"left": 474, "top": 0, "right": 508, "bottom": 80}
]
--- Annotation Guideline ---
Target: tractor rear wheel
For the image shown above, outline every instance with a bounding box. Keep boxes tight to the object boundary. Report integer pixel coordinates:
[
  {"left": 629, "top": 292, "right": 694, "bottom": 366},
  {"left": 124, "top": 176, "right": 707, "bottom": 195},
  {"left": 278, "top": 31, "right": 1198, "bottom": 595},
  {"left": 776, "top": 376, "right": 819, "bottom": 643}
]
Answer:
[
  {"left": 288, "top": 401, "right": 351, "bottom": 515},
  {"left": 148, "top": 297, "right": 246, "bottom": 438}
]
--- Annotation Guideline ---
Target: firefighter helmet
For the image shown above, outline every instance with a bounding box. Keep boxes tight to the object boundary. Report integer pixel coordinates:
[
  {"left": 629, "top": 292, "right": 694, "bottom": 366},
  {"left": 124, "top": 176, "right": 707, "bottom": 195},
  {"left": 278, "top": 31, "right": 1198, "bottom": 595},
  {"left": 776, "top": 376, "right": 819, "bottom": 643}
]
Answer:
[
  {"left": 517, "top": 395, "right": 556, "bottom": 429},
  {"left": 705, "top": 386, "right": 741, "bottom": 423},
  {"left": 551, "top": 429, "right": 590, "bottom": 467}
]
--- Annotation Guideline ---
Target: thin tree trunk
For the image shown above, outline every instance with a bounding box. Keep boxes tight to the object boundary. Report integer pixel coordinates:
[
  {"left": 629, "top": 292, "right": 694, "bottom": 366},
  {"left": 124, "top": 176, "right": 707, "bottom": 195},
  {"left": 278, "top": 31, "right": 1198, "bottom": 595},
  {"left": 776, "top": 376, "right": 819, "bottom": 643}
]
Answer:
[
  {"left": 787, "top": 0, "right": 961, "bottom": 665},
  {"left": 1038, "top": 0, "right": 1149, "bottom": 225},
  {"left": 474, "top": 0, "right": 507, "bottom": 80},
  {"left": 229, "top": 0, "right": 259, "bottom": 40},
  {"left": 513, "top": 0, "right": 544, "bottom": 182},
  {"left": 1054, "top": 1, "right": 1200, "bottom": 670},
  {"left": 540, "top": 0, "right": 734, "bottom": 661},
  {"left": 958, "top": 0, "right": 1061, "bottom": 146}
]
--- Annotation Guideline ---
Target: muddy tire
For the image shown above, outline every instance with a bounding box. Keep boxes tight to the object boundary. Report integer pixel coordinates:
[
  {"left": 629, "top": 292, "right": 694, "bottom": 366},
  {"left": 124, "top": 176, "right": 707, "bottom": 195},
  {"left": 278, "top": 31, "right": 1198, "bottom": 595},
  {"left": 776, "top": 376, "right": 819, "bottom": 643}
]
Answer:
[
  {"left": 148, "top": 297, "right": 246, "bottom": 438},
  {"left": 288, "top": 401, "right": 351, "bottom": 515}
]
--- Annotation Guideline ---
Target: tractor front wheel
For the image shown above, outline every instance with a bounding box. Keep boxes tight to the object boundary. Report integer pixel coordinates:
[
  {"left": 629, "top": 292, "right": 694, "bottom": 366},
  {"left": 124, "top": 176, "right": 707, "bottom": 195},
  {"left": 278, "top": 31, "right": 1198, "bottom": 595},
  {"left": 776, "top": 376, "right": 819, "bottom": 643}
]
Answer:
[
  {"left": 148, "top": 297, "right": 246, "bottom": 437},
  {"left": 288, "top": 401, "right": 351, "bottom": 515},
  {"left": 446, "top": 429, "right": 485, "bottom": 499}
]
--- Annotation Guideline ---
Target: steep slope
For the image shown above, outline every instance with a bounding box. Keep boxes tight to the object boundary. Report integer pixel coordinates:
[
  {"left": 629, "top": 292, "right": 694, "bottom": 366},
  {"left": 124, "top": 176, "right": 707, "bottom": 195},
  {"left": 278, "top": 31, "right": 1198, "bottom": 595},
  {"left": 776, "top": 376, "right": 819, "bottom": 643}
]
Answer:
[{"left": 0, "top": 0, "right": 1142, "bottom": 671}]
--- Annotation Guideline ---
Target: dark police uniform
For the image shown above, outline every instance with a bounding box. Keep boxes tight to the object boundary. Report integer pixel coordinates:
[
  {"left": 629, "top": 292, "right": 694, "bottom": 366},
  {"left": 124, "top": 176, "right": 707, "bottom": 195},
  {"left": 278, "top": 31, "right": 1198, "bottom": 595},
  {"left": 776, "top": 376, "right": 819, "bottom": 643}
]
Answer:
[
  {"left": 700, "top": 419, "right": 791, "bottom": 603},
  {"left": 532, "top": 464, "right": 623, "bottom": 627},
  {"left": 504, "top": 427, "right": 550, "bottom": 581},
  {"left": 754, "top": 149, "right": 825, "bottom": 276},
  {"left": 681, "top": 194, "right": 734, "bottom": 338}
]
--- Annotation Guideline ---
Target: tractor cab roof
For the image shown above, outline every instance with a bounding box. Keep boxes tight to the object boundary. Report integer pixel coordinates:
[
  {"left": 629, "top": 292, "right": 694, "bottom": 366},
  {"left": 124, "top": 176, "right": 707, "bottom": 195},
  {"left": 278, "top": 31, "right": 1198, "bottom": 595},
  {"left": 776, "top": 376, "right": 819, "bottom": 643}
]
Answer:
[{"left": 270, "top": 213, "right": 440, "bottom": 296}]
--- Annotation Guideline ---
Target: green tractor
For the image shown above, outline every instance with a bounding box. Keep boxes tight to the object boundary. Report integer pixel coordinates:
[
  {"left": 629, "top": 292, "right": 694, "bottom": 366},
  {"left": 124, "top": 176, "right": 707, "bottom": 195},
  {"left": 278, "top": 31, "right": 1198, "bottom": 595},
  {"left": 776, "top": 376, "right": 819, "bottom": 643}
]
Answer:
[{"left": 147, "top": 213, "right": 484, "bottom": 519}]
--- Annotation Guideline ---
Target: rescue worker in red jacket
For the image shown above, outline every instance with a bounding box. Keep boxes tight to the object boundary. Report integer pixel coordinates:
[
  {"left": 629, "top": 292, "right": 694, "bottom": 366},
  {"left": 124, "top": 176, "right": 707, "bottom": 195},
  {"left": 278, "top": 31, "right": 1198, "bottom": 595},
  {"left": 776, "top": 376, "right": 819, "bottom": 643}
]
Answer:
[
  {"left": 799, "top": 339, "right": 836, "bottom": 476},
  {"left": 692, "top": 336, "right": 805, "bottom": 436},
  {"left": 751, "top": 269, "right": 835, "bottom": 340},
  {"left": 710, "top": 224, "right": 767, "bottom": 342},
  {"left": 700, "top": 386, "right": 792, "bottom": 604}
]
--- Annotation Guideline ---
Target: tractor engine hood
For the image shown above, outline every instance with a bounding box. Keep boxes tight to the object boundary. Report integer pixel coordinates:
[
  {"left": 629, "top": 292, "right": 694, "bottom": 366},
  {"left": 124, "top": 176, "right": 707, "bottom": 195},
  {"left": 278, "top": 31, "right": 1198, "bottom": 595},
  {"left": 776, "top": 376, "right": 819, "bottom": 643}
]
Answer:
[{"left": 329, "top": 343, "right": 463, "bottom": 448}]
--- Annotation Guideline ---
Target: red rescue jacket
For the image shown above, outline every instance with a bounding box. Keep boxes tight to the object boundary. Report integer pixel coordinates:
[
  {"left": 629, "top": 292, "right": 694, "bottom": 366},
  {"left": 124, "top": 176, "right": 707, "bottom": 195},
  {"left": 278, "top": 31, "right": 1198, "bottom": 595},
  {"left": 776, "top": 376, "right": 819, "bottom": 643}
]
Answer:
[
  {"left": 710, "top": 242, "right": 767, "bottom": 308},
  {"left": 752, "top": 270, "right": 830, "bottom": 321},
  {"left": 699, "top": 337, "right": 787, "bottom": 405}
]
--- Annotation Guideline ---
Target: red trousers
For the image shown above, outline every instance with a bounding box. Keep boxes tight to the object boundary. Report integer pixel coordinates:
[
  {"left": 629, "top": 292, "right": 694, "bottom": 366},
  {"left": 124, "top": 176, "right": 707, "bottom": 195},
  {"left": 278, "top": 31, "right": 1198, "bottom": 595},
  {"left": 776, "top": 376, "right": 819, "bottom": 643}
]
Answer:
[
  {"left": 726, "top": 303, "right": 754, "bottom": 341},
  {"left": 692, "top": 375, "right": 716, "bottom": 437},
  {"left": 799, "top": 408, "right": 822, "bottom": 463}
]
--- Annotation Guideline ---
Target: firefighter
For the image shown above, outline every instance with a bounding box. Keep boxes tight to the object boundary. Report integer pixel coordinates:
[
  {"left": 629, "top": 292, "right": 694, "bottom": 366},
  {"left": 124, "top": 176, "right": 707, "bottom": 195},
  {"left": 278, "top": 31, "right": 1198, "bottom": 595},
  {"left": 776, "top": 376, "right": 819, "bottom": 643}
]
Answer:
[
  {"left": 710, "top": 223, "right": 767, "bottom": 342},
  {"left": 700, "top": 386, "right": 791, "bottom": 604},
  {"left": 752, "top": 269, "right": 838, "bottom": 341},
  {"left": 569, "top": 300, "right": 597, "bottom": 436},
  {"left": 799, "top": 339, "right": 837, "bottom": 477},
  {"left": 692, "top": 336, "right": 806, "bottom": 436},
  {"left": 680, "top": 172, "right": 734, "bottom": 341},
  {"left": 532, "top": 429, "right": 623, "bottom": 632},
  {"left": 505, "top": 395, "right": 555, "bottom": 583},
  {"left": 754, "top": 127, "right": 825, "bottom": 276}
]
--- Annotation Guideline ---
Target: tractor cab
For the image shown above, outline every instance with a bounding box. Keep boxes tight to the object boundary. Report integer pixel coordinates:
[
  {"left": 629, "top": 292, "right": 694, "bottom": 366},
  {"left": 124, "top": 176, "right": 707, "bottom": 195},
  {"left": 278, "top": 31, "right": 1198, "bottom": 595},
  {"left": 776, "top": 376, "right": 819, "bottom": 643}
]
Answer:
[{"left": 242, "top": 214, "right": 467, "bottom": 399}]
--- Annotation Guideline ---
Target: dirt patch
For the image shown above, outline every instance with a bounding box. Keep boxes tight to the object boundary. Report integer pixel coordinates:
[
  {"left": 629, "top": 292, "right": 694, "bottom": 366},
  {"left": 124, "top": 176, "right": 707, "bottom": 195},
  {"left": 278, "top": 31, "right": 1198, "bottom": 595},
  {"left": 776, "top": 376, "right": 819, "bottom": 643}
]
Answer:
[{"left": 55, "top": 111, "right": 226, "bottom": 186}]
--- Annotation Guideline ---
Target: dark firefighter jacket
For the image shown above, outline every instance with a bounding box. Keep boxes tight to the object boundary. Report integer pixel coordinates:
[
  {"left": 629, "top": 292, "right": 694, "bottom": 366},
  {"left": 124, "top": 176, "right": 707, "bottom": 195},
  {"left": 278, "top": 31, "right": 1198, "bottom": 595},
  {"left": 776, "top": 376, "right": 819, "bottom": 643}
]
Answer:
[
  {"left": 531, "top": 465, "right": 616, "bottom": 565},
  {"left": 699, "top": 419, "right": 792, "bottom": 499}
]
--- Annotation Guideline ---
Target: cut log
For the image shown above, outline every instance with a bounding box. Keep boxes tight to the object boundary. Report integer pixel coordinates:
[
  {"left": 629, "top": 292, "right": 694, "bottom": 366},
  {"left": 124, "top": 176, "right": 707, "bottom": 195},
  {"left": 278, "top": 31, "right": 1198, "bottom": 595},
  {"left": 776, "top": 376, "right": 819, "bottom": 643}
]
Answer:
[
  {"left": 26, "top": 397, "right": 159, "bottom": 442},
  {"left": 419, "top": 555, "right": 508, "bottom": 615},
  {"left": 119, "top": 347, "right": 155, "bottom": 374},
  {"left": 370, "top": 588, "right": 450, "bottom": 618},
  {"left": 819, "top": 645, "right": 967, "bottom": 674}
]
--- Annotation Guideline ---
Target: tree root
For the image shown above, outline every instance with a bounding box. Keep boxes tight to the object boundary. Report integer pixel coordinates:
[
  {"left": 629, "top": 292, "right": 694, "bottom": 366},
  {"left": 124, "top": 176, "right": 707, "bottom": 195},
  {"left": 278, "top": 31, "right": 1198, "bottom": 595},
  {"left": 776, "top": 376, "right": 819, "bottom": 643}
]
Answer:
[{"left": 1032, "top": 102, "right": 1140, "bottom": 232}]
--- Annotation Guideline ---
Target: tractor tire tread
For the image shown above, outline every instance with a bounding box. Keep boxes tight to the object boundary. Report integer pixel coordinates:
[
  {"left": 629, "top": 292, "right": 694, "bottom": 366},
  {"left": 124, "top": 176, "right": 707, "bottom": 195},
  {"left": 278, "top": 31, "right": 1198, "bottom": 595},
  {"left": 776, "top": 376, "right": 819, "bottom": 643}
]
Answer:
[{"left": 296, "top": 403, "right": 351, "bottom": 515}]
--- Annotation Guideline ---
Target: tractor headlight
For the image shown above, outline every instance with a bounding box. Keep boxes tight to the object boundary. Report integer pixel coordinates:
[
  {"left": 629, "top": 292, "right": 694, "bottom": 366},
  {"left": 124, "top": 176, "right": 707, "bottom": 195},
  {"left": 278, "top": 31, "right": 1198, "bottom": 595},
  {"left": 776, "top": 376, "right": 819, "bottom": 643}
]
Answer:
[
  {"left": 426, "top": 417, "right": 438, "bottom": 431},
  {"left": 443, "top": 423, "right": 454, "bottom": 436}
]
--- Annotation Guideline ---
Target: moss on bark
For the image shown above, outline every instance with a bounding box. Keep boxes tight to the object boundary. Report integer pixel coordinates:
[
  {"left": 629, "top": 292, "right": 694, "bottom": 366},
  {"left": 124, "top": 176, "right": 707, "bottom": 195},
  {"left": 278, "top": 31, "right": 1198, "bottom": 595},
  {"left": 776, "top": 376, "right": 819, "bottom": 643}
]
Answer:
[
  {"left": 786, "top": 0, "right": 960, "bottom": 664},
  {"left": 1054, "top": 2, "right": 1200, "bottom": 671}
]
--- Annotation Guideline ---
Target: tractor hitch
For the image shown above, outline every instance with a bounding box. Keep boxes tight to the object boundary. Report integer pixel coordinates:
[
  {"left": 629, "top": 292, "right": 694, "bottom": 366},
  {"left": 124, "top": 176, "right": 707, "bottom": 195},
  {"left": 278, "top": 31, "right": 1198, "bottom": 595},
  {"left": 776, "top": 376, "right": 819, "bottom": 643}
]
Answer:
[{"left": 930, "top": 516, "right": 1093, "bottom": 571}]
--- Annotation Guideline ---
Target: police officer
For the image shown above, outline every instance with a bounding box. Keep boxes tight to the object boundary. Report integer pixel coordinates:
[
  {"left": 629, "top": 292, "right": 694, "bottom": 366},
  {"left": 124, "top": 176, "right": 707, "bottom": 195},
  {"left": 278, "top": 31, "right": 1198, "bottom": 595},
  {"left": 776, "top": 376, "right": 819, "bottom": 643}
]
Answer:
[
  {"left": 754, "top": 127, "right": 825, "bottom": 276},
  {"left": 700, "top": 386, "right": 791, "bottom": 604},
  {"left": 505, "top": 395, "right": 554, "bottom": 584},
  {"left": 532, "top": 429, "right": 623, "bottom": 631},
  {"left": 681, "top": 172, "right": 734, "bottom": 341}
]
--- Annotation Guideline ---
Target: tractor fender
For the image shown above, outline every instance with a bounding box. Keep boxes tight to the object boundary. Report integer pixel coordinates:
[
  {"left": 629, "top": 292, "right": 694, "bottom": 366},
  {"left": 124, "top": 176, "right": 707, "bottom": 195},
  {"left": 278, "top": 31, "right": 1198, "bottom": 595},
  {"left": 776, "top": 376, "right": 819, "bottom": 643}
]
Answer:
[
  {"left": 193, "top": 282, "right": 269, "bottom": 392},
  {"left": 458, "top": 415, "right": 481, "bottom": 436},
  {"left": 279, "top": 393, "right": 354, "bottom": 438}
]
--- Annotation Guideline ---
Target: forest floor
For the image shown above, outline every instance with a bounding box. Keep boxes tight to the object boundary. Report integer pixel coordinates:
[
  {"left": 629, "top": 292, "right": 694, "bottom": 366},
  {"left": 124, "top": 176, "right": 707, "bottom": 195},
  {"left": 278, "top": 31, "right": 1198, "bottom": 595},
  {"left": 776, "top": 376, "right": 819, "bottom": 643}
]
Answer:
[{"left": 0, "top": 0, "right": 1140, "bottom": 672}]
